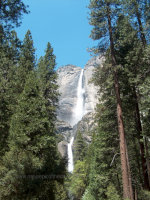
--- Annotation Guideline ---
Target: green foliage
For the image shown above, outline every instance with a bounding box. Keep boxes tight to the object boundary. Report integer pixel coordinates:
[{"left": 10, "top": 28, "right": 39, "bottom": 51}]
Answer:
[
  {"left": 69, "top": 160, "right": 87, "bottom": 200},
  {"left": 87, "top": 1, "right": 150, "bottom": 199},
  {"left": 0, "top": 0, "right": 29, "bottom": 31},
  {"left": 0, "top": 37, "right": 19, "bottom": 156},
  {"left": 0, "top": 2, "right": 67, "bottom": 199},
  {"left": 122, "top": 0, "right": 149, "bottom": 44},
  {"left": 0, "top": 70, "right": 67, "bottom": 199},
  {"left": 88, "top": 0, "right": 121, "bottom": 53},
  {"left": 106, "top": 184, "right": 121, "bottom": 200},
  {"left": 0, "top": 71, "right": 56, "bottom": 198},
  {"left": 15, "top": 30, "right": 35, "bottom": 95},
  {"left": 82, "top": 188, "right": 95, "bottom": 200},
  {"left": 74, "top": 131, "right": 87, "bottom": 164},
  {"left": 138, "top": 190, "right": 150, "bottom": 200},
  {"left": 54, "top": 181, "right": 68, "bottom": 200},
  {"left": 37, "top": 42, "right": 59, "bottom": 129}
]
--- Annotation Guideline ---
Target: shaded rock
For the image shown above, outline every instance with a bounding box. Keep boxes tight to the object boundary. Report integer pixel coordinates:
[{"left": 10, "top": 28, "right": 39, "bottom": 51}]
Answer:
[
  {"left": 74, "top": 112, "right": 97, "bottom": 144},
  {"left": 56, "top": 120, "right": 73, "bottom": 142},
  {"left": 58, "top": 141, "right": 68, "bottom": 158}
]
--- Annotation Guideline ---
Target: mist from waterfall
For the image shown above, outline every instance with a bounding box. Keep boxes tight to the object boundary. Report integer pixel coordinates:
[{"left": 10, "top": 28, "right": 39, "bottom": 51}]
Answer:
[{"left": 68, "top": 69, "right": 85, "bottom": 173}]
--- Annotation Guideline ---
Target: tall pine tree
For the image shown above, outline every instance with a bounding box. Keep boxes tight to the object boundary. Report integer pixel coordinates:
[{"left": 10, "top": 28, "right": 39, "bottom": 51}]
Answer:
[
  {"left": 88, "top": 1, "right": 133, "bottom": 198},
  {"left": 37, "top": 42, "right": 59, "bottom": 131}
]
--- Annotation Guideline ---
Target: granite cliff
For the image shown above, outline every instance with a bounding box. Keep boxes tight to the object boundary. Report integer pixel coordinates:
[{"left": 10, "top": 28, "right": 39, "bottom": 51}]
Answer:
[{"left": 56, "top": 56, "right": 103, "bottom": 156}]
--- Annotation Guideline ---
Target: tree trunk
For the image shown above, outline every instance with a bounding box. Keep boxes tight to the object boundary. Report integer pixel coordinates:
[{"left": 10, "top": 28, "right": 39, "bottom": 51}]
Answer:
[
  {"left": 135, "top": 188, "right": 138, "bottom": 200},
  {"left": 114, "top": 72, "right": 131, "bottom": 199},
  {"left": 126, "top": 141, "right": 134, "bottom": 200},
  {"left": 106, "top": 4, "right": 133, "bottom": 199},
  {"left": 134, "top": 1, "right": 146, "bottom": 46},
  {"left": 136, "top": 10, "right": 146, "bottom": 47},
  {"left": 133, "top": 1, "right": 150, "bottom": 190},
  {"left": 145, "top": 138, "right": 150, "bottom": 186},
  {"left": 134, "top": 136, "right": 143, "bottom": 184},
  {"left": 133, "top": 88, "right": 150, "bottom": 190}
]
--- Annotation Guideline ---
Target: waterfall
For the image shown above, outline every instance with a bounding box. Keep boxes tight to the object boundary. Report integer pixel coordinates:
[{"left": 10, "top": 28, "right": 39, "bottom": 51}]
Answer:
[
  {"left": 68, "top": 69, "right": 85, "bottom": 173},
  {"left": 68, "top": 137, "right": 74, "bottom": 172},
  {"left": 72, "top": 69, "right": 85, "bottom": 125}
]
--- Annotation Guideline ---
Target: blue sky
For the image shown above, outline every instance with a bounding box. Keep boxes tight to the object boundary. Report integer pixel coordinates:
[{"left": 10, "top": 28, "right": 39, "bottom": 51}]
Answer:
[{"left": 16, "top": 0, "right": 97, "bottom": 69}]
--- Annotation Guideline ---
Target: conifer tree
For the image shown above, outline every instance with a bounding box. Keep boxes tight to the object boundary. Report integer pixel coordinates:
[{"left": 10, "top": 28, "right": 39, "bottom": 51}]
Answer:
[
  {"left": 8, "top": 31, "right": 22, "bottom": 63},
  {"left": 0, "top": 71, "right": 59, "bottom": 199},
  {"left": 74, "top": 131, "right": 87, "bottom": 163},
  {"left": 88, "top": 1, "right": 133, "bottom": 199},
  {"left": 122, "top": 1, "right": 150, "bottom": 188},
  {"left": 0, "top": 0, "right": 29, "bottom": 34},
  {"left": 15, "top": 30, "right": 35, "bottom": 95},
  {"left": 37, "top": 42, "right": 59, "bottom": 130},
  {"left": 122, "top": 0, "right": 149, "bottom": 46},
  {"left": 70, "top": 160, "right": 87, "bottom": 200},
  {"left": 0, "top": 32, "right": 20, "bottom": 156},
  {"left": 0, "top": 45, "right": 14, "bottom": 156},
  {"left": 114, "top": 15, "right": 150, "bottom": 190},
  {"left": 83, "top": 64, "right": 122, "bottom": 199}
]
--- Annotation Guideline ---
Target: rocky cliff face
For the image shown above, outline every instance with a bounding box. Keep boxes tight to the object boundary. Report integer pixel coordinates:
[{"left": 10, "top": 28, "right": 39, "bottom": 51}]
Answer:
[
  {"left": 57, "top": 56, "right": 103, "bottom": 126},
  {"left": 83, "top": 56, "right": 103, "bottom": 114},
  {"left": 56, "top": 56, "right": 103, "bottom": 156},
  {"left": 57, "top": 65, "right": 81, "bottom": 126}
]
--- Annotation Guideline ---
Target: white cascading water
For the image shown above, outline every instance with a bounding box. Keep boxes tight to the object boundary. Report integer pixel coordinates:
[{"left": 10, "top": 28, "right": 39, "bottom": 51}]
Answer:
[
  {"left": 68, "top": 69, "right": 85, "bottom": 173},
  {"left": 73, "top": 69, "right": 85, "bottom": 124},
  {"left": 68, "top": 137, "right": 74, "bottom": 172}
]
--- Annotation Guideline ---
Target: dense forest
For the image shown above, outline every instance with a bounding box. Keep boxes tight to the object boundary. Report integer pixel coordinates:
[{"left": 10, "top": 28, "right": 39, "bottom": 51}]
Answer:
[
  {"left": 0, "top": 0, "right": 67, "bottom": 199},
  {"left": 0, "top": 0, "right": 150, "bottom": 200}
]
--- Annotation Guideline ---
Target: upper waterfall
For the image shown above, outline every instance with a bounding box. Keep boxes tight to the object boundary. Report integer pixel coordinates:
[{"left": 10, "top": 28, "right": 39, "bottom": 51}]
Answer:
[
  {"left": 57, "top": 56, "right": 102, "bottom": 126},
  {"left": 72, "top": 69, "right": 85, "bottom": 126}
]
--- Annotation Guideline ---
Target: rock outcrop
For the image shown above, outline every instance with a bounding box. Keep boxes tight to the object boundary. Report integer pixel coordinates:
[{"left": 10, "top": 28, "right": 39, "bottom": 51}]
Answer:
[
  {"left": 57, "top": 65, "right": 81, "bottom": 126},
  {"left": 56, "top": 56, "right": 103, "bottom": 156},
  {"left": 57, "top": 56, "right": 103, "bottom": 126},
  {"left": 73, "top": 112, "right": 97, "bottom": 144},
  {"left": 58, "top": 141, "right": 68, "bottom": 158},
  {"left": 56, "top": 120, "right": 73, "bottom": 142},
  {"left": 83, "top": 56, "right": 103, "bottom": 114}
]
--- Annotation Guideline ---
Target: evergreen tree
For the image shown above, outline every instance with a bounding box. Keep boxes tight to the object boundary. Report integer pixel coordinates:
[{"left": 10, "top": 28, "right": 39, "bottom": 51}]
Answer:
[
  {"left": 0, "top": 71, "right": 59, "bottom": 199},
  {"left": 84, "top": 8, "right": 150, "bottom": 198},
  {"left": 83, "top": 68, "right": 122, "bottom": 199},
  {"left": 122, "top": 0, "right": 149, "bottom": 46},
  {"left": 74, "top": 131, "right": 87, "bottom": 163},
  {"left": 88, "top": 1, "right": 133, "bottom": 199},
  {"left": 37, "top": 42, "right": 59, "bottom": 130},
  {"left": 69, "top": 160, "right": 87, "bottom": 200},
  {"left": 0, "top": 32, "right": 20, "bottom": 156},
  {"left": 0, "top": 0, "right": 29, "bottom": 34},
  {"left": 114, "top": 15, "right": 150, "bottom": 190},
  {"left": 15, "top": 30, "right": 35, "bottom": 95},
  {"left": 0, "top": 45, "right": 15, "bottom": 156}
]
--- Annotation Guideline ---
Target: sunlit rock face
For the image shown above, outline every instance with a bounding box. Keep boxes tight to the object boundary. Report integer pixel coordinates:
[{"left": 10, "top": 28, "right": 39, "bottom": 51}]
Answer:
[
  {"left": 56, "top": 56, "right": 103, "bottom": 158},
  {"left": 83, "top": 56, "right": 103, "bottom": 114},
  {"left": 57, "top": 56, "right": 103, "bottom": 127},
  {"left": 57, "top": 65, "right": 81, "bottom": 126}
]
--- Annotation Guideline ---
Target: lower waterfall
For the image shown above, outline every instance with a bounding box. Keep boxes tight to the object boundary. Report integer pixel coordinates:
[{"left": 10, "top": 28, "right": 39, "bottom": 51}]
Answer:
[
  {"left": 68, "top": 69, "right": 85, "bottom": 173},
  {"left": 68, "top": 137, "right": 74, "bottom": 172}
]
